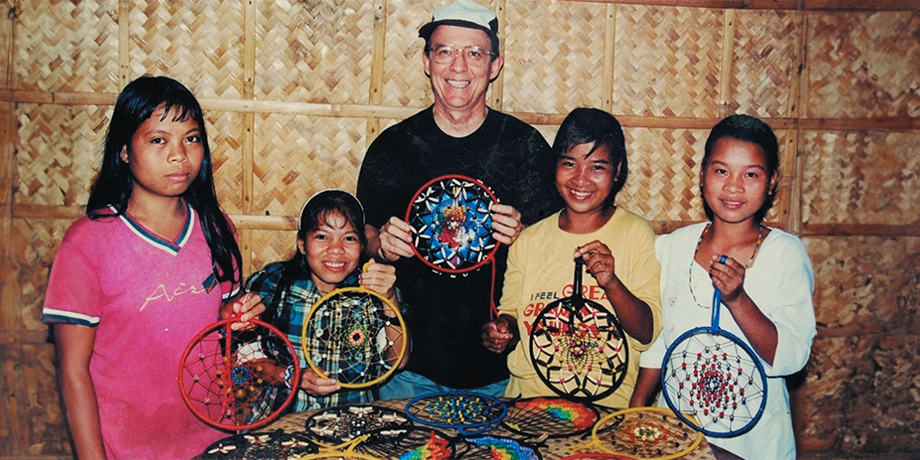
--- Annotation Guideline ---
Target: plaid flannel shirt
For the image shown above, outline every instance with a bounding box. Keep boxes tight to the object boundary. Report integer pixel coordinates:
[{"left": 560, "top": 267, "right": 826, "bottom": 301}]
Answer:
[{"left": 245, "top": 262, "right": 373, "bottom": 411}]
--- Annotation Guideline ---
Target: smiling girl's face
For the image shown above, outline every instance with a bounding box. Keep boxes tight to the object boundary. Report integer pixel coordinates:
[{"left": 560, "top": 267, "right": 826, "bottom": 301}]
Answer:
[
  {"left": 298, "top": 210, "right": 362, "bottom": 292},
  {"left": 701, "top": 137, "right": 777, "bottom": 226}
]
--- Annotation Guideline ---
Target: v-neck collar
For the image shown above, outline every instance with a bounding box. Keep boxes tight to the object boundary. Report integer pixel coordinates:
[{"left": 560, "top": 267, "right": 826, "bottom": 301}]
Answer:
[{"left": 115, "top": 202, "right": 195, "bottom": 256}]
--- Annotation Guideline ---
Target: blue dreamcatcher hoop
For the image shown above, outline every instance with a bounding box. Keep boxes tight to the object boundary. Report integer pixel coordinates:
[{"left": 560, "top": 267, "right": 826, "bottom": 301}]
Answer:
[
  {"left": 661, "top": 255, "right": 769, "bottom": 438},
  {"left": 404, "top": 391, "right": 507, "bottom": 436}
]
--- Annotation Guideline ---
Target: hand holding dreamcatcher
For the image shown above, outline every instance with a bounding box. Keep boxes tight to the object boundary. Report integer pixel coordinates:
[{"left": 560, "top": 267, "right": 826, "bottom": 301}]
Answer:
[
  {"left": 661, "top": 255, "right": 768, "bottom": 437},
  {"left": 301, "top": 272, "right": 407, "bottom": 388},
  {"left": 178, "top": 315, "right": 300, "bottom": 431},
  {"left": 406, "top": 174, "right": 500, "bottom": 274},
  {"left": 529, "top": 257, "right": 629, "bottom": 402}
]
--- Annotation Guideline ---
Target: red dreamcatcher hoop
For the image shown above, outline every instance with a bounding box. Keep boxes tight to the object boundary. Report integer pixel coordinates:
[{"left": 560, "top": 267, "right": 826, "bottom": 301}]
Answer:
[
  {"left": 405, "top": 174, "right": 502, "bottom": 318},
  {"left": 178, "top": 316, "right": 300, "bottom": 432}
]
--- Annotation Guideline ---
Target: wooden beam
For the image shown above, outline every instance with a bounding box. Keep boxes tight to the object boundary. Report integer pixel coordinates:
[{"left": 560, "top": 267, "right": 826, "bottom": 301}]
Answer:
[
  {"left": 518, "top": 0, "right": 919, "bottom": 11},
  {"left": 802, "top": 223, "right": 920, "bottom": 237}
]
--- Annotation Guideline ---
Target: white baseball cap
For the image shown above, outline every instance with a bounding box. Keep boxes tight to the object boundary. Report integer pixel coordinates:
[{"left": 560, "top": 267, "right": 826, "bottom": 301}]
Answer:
[{"left": 418, "top": 0, "right": 499, "bottom": 44}]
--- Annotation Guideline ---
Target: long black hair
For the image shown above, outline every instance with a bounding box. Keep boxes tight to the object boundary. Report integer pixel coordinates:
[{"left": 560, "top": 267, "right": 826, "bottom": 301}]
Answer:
[
  {"left": 701, "top": 114, "right": 780, "bottom": 223},
  {"left": 86, "top": 75, "right": 242, "bottom": 288},
  {"left": 552, "top": 107, "right": 629, "bottom": 210}
]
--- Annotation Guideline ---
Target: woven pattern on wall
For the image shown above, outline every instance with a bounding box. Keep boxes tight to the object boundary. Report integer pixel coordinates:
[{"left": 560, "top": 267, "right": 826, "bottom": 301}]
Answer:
[
  {"left": 9, "top": 218, "right": 73, "bottom": 331},
  {"left": 14, "top": 0, "right": 119, "bottom": 93},
  {"left": 15, "top": 104, "right": 106, "bottom": 208},
  {"left": 251, "top": 114, "right": 366, "bottom": 218},
  {"left": 130, "top": 0, "right": 244, "bottom": 99},
  {"left": 382, "top": 0, "right": 435, "bottom": 108},
  {"left": 503, "top": 1, "right": 607, "bottom": 113},
  {"left": 802, "top": 131, "right": 920, "bottom": 226},
  {"left": 613, "top": 5, "right": 723, "bottom": 118},
  {"left": 255, "top": 0, "right": 375, "bottom": 104},
  {"left": 807, "top": 11, "right": 920, "bottom": 119},
  {"left": 730, "top": 10, "right": 799, "bottom": 118},
  {"left": 209, "top": 111, "right": 246, "bottom": 215}
]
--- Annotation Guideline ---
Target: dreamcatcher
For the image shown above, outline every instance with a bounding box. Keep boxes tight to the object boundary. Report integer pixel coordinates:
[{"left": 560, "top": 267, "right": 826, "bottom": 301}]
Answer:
[
  {"left": 558, "top": 454, "right": 639, "bottom": 460},
  {"left": 404, "top": 391, "right": 507, "bottom": 435},
  {"left": 456, "top": 435, "right": 543, "bottom": 460},
  {"left": 303, "top": 404, "right": 412, "bottom": 446},
  {"left": 301, "top": 282, "right": 407, "bottom": 388},
  {"left": 586, "top": 407, "right": 703, "bottom": 460},
  {"left": 406, "top": 175, "right": 499, "bottom": 274},
  {"left": 178, "top": 316, "right": 300, "bottom": 431},
  {"left": 353, "top": 426, "right": 455, "bottom": 460},
  {"left": 529, "top": 258, "right": 629, "bottom": 402},
  {"left": 661, "top": 255, "right": 768, "bottom": 438},
  {"left": 198, "top": 429, "right": 318, "bottom": 459},
  {"left": 501, "top": 397, "right": 600, "bottom": 439}
]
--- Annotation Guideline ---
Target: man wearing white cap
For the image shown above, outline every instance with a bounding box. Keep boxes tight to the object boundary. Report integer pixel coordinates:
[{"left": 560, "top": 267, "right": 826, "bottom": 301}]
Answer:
[{"left": 357, "top": 0, "right": 562, "bottom": 398}]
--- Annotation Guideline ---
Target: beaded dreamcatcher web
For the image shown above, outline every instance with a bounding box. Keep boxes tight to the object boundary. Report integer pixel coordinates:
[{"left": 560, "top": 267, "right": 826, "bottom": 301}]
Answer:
[
  {"left": 661, "top": 256, "right": 768, "bottom": 438},
  {"left": 404, "top": 392, "right": 507, "bottom": 435},
  {"left": 178, "top": 317, "right": 300, "bottom": 431},
  {"left": 501, "top": 397, "right": 600, "bottom": 439},
  {"left": 353, "top": 426, "right": 455, "bottom": 460},
  {"left": 457, "top": 434, "right": 543, "bottom": 460},
  {"left": 529, "top": 258, "right": 629, "bottom": 403},
  {"left": 301, "top": 286, "right": 407, "bottom": 389},
  {"left": 406, "top": 175, "right": 499, "bottom": 275},
  {"left": 588, "top": 407, "right": 703, "bottom": 460},
  {"left": 303, "top": 404, "right": 412, "bottom": 446},
  {"left": 198, "top": 429, "right": 318, "bottom": 459}
]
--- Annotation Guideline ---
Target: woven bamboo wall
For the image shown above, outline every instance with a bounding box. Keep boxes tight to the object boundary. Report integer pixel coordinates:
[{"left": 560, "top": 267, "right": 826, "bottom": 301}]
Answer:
[{"left": 1, "top": 0, "right": 918, "bottom": 458}]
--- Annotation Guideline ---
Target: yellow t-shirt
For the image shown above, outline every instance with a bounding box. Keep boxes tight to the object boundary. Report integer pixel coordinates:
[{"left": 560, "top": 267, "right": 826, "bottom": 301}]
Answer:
[{"left": 499, "top": 208, "right": 662, "bottom": 408}]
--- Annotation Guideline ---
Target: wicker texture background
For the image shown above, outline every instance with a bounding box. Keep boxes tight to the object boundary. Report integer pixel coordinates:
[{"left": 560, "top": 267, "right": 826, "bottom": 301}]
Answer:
[{"left": 1, "top": 1, "right": 919, "bottom": 459}]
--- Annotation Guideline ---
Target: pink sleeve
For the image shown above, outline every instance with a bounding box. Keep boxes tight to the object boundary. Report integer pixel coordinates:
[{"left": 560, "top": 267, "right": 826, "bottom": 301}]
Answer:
[{"left": 42, "top": 237, "right": 104, "bottom": 326}]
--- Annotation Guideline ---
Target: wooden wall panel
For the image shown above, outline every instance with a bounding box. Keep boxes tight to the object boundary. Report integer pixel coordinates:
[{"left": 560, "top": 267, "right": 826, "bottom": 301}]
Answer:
[
  {"left": 209, "top": 111, "right": 246, "bottom": 215},
  {"left": 802, "top": 130, "right": 920, "bottom": 226},
  {"left": 382, "top": 1, "right": 435, "bottom": 108},
  {"left": 254, "top": 0, "right": 376, "bottom": 104},
  {"left": 800, "top": 236, "right": 920, "bottom": 452},
  {"left": 729, "top": 10, "right": 800, "bottom": 117},
  {"left": 251, "top": 114, "right": 366, "bottom": 219},
  {"left": 807, "top": 11, "right": 920, "bottom": 119},
  {"left": 503, "top": 1, "right": 608, "bottom": 114},
  {"left": 13, "top": 104, "right": 104, "bottom": 209},
  {"left": 613, "top": 5, "right": 723, "bottom": 118},
  {"left": 13, "top": 0, "right": 119, "bottom": 93},
  {"left": 1, "top": 1, "right": 918, "bottom": 459},
  {"left": 129, "top": 0, "right": 245, "bottom": 99}
]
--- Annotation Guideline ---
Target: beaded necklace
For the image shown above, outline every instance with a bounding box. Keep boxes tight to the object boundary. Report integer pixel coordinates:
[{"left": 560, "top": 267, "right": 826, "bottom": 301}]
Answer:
[{"left": 688, "top": 222, "right": 764, "bottom": 309}]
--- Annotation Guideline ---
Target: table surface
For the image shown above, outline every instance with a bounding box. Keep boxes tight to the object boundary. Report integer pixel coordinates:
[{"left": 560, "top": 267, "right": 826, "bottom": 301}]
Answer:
[{"left": 263, "top": 397, "right": 718, "bottom": 460}]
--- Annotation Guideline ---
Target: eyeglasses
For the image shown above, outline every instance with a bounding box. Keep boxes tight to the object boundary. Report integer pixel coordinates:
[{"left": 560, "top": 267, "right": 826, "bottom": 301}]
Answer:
[{"left": 427, "top": 44, "right": 496, "bottom": 67}]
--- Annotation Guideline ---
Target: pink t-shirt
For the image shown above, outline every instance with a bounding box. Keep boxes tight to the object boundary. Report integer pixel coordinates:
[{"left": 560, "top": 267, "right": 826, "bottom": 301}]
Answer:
[{"left": 43, "top": 204, "right": 239, "bottom": 459}]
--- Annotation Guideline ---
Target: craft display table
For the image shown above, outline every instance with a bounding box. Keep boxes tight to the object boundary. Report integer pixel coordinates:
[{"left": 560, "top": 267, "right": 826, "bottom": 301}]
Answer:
[{"left": 262, "top": 398, "right": 719, "bottom": 460}]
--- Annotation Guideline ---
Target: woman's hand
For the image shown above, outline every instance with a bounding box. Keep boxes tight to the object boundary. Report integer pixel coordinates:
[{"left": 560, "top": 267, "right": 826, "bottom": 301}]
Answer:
[
  {"left": 300, "top": 368, "right": 340, "bottom": 396},
  {"left": 221, "top": 292, "right": 265, "bottom": 330}
]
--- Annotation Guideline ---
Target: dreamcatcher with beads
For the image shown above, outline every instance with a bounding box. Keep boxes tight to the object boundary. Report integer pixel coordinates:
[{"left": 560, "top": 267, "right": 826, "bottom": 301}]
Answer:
[
  {"left": 581, "top": 407, "right": 703, "bottom": 460},
  {"left": 404, "top": 391, "right": 507, "bottom": 435},
  {"left": 303, "top": 404, "right": 413, "bottom": 446},
  {"left": 178, "top": 316, "right": 301, "bottom": 432},
  {"left": 529, "top": 257, "right": 629, "bottom": 403},
  {"left": 406, "top": 175, "right": 502, "bottom": 318},
  {"left": 660, "top": 255, "right": 768, "bottom": 438},
  {"left": 456, "top": 434, "right": 543, "bottom": 460},
  {"left": 300, "top": 269, "right": 407, "bottom": 389},
  {"left": 501, "top": 396, "right": 601, "bottom": 440}
]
